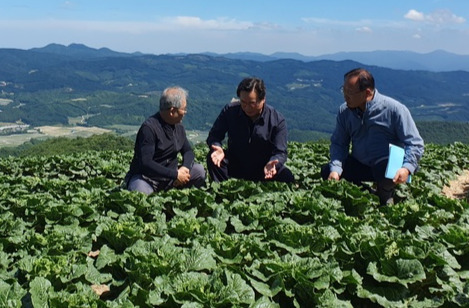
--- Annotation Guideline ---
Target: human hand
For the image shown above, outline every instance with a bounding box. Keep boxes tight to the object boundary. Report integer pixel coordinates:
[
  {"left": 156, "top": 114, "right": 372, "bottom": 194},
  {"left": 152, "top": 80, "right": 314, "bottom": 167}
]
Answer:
[
  {"left": 210, "top": 145, "right": 225, "bottom": 167},
  {"left": 328, "top": 172, "right": 340, "bottom": 181},
  {"left": 175, "top": 166, "right": 190, "bottom": 186},
  {"left": 393, "top": 168, "right": 410, "bottom": 184},
  {"left": 264, "top": 160, "right": 278, "bottom": 179}
]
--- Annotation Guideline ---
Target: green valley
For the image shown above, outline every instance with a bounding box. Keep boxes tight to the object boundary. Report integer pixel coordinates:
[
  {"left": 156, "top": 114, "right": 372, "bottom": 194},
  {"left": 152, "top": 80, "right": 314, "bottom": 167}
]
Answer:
[{"left": 1, "top": 44, "right": 469, "bottom": 146}]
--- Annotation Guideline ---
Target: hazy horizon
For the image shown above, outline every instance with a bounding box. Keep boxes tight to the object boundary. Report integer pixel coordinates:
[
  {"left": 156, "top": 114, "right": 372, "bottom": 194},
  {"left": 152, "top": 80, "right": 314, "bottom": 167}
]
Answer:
[{"left": 1, "top": 1, "right": 468, "bottom": 56}]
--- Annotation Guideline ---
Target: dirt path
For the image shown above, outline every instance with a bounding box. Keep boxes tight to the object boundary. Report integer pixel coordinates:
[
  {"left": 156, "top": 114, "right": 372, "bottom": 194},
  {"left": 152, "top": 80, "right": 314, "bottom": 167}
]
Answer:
[{"left": 442, "top": 170, "right": 469, "bottom": 200}]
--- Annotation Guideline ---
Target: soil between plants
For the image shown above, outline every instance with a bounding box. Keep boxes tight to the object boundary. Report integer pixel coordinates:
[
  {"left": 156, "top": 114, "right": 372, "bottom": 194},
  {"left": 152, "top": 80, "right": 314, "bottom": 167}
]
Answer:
[{"left": 442, "top": 170, "right": 469, "bottom": 200}]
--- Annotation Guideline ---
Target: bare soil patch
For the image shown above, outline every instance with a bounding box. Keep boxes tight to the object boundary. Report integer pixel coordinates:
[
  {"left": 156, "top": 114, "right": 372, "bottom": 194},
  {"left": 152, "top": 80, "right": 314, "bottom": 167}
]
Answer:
[
  {"left": 442, "top": 170, "right": 469, "bottom": 200},
  {"left": 37, "top": 125, "right": 110, "bottom": 136},
  {"left": 0, "top": 125, "right": 111, "bottom": 148}
]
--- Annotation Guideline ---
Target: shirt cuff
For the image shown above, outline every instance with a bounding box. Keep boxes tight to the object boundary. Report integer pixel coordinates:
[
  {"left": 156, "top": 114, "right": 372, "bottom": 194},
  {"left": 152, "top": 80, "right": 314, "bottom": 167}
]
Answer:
[
  {"left": 330, "top": 165, "right": 343, "bottom": 176},
  {"left": 402, "top": 162, "right": 416, "bottom": 175}
]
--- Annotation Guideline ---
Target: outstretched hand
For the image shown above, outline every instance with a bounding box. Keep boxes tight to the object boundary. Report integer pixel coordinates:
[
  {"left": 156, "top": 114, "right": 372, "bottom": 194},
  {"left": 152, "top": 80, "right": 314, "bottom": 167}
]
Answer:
[
  {"left": 210, "top": 145, "right": 225, "bottom": 167},
  {"left": 264, "top": 160, "right": 279, "bottom": 179}
]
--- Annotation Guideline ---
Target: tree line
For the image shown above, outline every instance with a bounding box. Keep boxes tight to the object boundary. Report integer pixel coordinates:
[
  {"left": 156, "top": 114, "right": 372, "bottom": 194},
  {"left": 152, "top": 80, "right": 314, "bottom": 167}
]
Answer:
[{"left": 0, "top": 120, "right": 468, "bottom": 158}]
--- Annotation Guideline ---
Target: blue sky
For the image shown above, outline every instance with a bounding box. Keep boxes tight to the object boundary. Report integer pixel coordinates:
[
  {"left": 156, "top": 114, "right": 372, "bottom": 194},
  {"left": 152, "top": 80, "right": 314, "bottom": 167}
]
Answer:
[{"left": 1, "top": 0, "right": 468, "bottom": 56}]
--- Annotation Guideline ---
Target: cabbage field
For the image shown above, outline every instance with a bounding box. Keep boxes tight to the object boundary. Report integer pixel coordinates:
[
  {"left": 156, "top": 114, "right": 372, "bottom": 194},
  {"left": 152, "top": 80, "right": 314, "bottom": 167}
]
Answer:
[{"left": 1, "top": 142, "right": 469, "bottom": 307}]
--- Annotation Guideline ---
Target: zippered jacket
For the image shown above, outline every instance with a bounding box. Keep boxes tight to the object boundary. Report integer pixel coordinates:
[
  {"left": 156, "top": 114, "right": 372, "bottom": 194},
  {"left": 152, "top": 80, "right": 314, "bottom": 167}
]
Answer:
[
  {"left": 207, "top": 101, "right": 288, "bottom": 180},
  {"left": 329, "top": 89, "right": 424, "bottom": 176},
  {"left": 129, "top": 113, "right": 194, "bottom": 181}
]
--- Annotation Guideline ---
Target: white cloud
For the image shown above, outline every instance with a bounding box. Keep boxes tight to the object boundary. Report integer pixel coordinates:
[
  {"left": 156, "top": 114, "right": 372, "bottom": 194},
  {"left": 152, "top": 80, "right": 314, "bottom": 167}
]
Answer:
[
  {"left": 404, "top": 9, "right": 425, "bottom": 21},
  {"left": 0, "top": 16, "right": 258, "bottom": 34},
  {"left": 356, "top": 26, "right": 372, "bottom": 33},
  {"left": 1, "top": 10, "right": 468, "bottom": 56},
  {"left": 427, "top": 9, "right": 466, "bottom": 24},
  {"left": 164, "top": 16, "right": 254, "bottom": 30},
  {"left": 302, "top": 17, "right": 375, "bottom": 29},
  {"left": 405, "top": 9, "right": 466, "bottom": 25}
]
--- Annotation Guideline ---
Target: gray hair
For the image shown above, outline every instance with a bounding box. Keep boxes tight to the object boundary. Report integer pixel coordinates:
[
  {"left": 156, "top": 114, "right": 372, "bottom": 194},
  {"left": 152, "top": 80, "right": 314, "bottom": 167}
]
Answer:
[{"left": 159, "top": 86, "right": 188, "bottom": 111}]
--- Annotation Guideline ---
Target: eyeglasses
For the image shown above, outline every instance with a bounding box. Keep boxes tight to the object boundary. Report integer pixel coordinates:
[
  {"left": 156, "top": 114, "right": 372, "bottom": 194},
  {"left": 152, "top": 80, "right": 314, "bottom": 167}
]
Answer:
[{"left": 340, "top": 86, "right": 364, "bottom": 96}]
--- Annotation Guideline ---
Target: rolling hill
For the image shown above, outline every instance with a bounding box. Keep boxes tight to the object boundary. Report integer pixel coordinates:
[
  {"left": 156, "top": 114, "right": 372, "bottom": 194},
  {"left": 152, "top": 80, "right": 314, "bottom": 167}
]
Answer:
[
  {"left": 219, "top": 50, "right": 469, "bottom": 72},
  {"left": 0, "top": 44, "right": 468, "bottom": 142}
]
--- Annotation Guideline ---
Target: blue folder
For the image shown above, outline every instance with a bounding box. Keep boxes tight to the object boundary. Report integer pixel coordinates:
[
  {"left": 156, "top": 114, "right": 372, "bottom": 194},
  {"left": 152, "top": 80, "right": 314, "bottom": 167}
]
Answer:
[{"left": 385, "top": 144, "right": 411, "bottom": 183}]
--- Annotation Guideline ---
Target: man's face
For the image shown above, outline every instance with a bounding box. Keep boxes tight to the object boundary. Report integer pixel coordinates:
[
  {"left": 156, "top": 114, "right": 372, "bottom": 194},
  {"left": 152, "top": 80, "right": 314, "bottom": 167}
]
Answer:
[
  {"left": 342, "top": 75, "right": 367, "bottom": 110},
  {"left": 173, "top": 100, "right": 187, "bottom": 124},
  {"left": 239, "top": 90, "right": 265, "bottom": 119},
  {"left": 164, "top": 99, "right": 187, "bottom": 125}
]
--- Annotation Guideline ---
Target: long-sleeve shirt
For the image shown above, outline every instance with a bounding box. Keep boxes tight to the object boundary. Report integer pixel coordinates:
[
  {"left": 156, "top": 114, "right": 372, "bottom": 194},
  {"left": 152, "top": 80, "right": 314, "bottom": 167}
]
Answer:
[
  {"left": 329, "top": 89, "right": 424, "bottom": 176},
  {"left": 128, "top": 113, "right": 194, "bottom": 181},
  {"left": 206, "top": 101, "right": 288, "bottom": 180}
]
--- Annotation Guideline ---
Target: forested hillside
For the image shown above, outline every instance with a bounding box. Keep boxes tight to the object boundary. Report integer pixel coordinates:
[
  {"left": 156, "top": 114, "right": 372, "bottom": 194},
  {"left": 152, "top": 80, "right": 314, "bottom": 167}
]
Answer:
[
  {"left": 417, "top": 122, "right": 469, "bottom": 145},
  {"left": 1, "top": 44, "right": 468, "bottom": 142}
]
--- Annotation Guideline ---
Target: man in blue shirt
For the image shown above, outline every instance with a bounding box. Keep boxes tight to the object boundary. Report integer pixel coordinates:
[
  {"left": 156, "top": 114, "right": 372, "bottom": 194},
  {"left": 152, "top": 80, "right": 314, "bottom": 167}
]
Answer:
[
  {"left": 126, "top": 86, "right": 206, "bottom": 194},
  {"left": 321, "top": 68, "right": 424, "bottom": 205},
  {"left": 206, "top": 77, "right": 294, "bottom": 183}
]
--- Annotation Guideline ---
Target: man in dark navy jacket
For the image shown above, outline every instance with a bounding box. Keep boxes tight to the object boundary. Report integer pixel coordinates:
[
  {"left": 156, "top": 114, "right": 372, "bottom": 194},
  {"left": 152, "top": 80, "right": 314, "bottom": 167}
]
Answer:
[
  {"left": 126, "top": 86, "right": 205, "bottom": 194},
  {"left": 206, "top": 77, "right": 294, "bottom": 183}
]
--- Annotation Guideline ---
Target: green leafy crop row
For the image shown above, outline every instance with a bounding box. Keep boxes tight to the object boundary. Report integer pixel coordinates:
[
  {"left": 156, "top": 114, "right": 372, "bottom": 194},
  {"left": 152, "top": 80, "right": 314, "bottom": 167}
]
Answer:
[{"left": 1, "top": 142, "right": 469, "bottom": 307}]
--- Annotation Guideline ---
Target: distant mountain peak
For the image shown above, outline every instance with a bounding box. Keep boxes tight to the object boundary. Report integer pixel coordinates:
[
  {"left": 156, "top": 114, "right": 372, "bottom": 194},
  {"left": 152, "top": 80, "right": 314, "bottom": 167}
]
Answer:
[
  {"left": 30, "top": 43, "right": 130, "bottom": 58},
  {"left": 68, "top": 43, "right": 93, "bottom": 49},
  {"left": 202, "top": 49, "right": 468, "bottom": 72}
]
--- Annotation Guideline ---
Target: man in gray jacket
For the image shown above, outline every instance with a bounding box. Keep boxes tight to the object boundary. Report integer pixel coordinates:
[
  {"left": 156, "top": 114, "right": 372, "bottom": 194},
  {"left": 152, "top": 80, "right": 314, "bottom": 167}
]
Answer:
[{"left": 321, "top": 68, "right": 424, "bottom": 205}]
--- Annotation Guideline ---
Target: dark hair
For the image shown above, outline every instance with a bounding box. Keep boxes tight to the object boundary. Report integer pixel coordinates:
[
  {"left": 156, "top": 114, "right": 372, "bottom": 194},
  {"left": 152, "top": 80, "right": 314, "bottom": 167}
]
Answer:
[
  {"left": 236, "top": 77, "right": 266, "bottom": 100},
  {"left": 344, "top": 68, "right": 375, "bottom": 91}
]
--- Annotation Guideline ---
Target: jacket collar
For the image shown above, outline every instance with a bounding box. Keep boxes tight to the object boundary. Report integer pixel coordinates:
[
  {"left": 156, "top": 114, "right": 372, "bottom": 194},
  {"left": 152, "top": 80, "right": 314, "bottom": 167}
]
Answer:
[{"left": 236, "top": 103, "right": 267, "bottom": 124}]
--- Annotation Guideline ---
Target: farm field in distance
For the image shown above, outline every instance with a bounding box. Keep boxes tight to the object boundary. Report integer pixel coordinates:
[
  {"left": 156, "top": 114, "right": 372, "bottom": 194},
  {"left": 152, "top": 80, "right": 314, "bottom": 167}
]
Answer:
[
  {"left": 0, "top": 124, "right": 112, "bottom": 148},
  {"left": 0, "top": 123, "right": 208, "bottom": 148}
]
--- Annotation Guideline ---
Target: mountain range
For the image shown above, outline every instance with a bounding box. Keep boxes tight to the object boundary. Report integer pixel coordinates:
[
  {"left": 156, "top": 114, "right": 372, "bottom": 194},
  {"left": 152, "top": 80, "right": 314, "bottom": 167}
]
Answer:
[
  {"left": 0, "top": 43, "right": 468, "bottom": 142},
  {"left": 33, "top": 43, "right": 469, "bottom": 72},
  {"left": 209, "top": 50, "right": 469, "bottom": 72}
]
